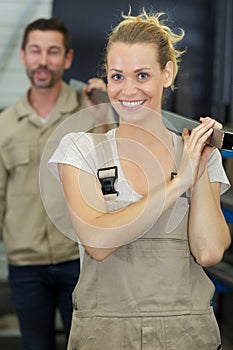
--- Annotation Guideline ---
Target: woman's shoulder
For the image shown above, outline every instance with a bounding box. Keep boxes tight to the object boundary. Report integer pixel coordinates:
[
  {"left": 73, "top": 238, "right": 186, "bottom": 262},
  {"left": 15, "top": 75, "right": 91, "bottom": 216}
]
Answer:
[
  {"left": 60, "top": 128, "right": 116, "bottom": 146},
  {"left": 60, "top": 131, "right": 89, "bottom": 144}
]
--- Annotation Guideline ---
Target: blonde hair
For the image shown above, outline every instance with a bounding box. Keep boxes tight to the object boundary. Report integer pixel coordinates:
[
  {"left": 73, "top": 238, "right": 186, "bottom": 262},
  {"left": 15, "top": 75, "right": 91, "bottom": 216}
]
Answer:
[{"left": 104, "top": 9, "right": 185, "bottom": 90}]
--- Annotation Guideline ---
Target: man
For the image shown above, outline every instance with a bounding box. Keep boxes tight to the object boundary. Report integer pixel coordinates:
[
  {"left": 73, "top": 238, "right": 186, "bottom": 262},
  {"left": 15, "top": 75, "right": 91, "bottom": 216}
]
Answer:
[{"left": 0, "top": 18, "right": 113, "bottom": 350}]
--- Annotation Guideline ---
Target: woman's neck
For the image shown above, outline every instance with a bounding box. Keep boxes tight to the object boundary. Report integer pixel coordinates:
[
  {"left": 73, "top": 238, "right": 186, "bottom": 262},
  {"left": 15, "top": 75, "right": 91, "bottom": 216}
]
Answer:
[{"left": 117, "top": 112, "right": 173, "bottom": 149}]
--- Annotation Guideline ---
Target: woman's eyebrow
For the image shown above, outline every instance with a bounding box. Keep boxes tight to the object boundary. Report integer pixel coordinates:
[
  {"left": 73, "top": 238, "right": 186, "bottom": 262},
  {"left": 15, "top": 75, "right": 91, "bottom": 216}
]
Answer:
[{"left": 109, "top": 67, "right": 152, "bottom": 72}]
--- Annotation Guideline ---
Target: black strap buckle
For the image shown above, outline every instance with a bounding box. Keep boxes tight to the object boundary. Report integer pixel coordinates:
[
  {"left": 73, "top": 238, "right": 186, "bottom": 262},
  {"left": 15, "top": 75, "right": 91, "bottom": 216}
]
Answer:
[
  {"left": 171, "top": 172, "right": 177, "bottom": 180},
  {"left": 97, "top": 166, "right": 119, "bottom": 199}
]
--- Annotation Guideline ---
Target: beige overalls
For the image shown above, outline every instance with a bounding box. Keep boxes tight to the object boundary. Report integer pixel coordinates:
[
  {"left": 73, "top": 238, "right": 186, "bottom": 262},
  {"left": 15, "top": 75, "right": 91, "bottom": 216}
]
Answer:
[{"left": 68, "top": 133, "right": 222, "bottom": 350}]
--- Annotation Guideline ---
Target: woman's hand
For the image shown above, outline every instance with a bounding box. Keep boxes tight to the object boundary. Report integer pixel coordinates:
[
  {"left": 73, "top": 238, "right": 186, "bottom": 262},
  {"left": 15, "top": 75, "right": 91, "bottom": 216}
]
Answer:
[
  {"left": 179, "top": 117, "right": 218, "bottom": 191},
  {"left": 197, "top": 117, "right": 223, "bottom": 177}
]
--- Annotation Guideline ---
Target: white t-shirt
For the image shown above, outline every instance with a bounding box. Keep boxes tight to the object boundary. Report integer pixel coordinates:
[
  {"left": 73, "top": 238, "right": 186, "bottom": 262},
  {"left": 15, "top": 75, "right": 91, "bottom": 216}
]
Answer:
[
  {"left": 48, "top": 128, "right": 230, "bottom": 194},
  {"left": 48, "top": 128, "right": 231, "bottom": 263}
]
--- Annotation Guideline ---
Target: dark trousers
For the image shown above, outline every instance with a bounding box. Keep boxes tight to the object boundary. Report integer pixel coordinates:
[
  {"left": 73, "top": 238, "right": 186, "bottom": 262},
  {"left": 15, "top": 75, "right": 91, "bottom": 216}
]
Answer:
[{"left": 8, "top": 259, "right": 80, "bottom": 350}]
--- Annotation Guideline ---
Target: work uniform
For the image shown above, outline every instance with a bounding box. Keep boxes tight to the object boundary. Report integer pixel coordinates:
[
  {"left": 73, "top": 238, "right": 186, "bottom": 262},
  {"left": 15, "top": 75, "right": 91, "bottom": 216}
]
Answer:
[
  {"left": 0, "top": 82, "right": 90, "bottom": 264},
  {"left": 48, "top": 128, "right": 230, "bottom": 350}
]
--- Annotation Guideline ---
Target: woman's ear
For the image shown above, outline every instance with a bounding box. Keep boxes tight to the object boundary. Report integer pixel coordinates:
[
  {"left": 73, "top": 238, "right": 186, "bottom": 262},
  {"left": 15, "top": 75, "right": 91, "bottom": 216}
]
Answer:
[{"left": 163, "top": 61, "right": 173, "bottom": 88}]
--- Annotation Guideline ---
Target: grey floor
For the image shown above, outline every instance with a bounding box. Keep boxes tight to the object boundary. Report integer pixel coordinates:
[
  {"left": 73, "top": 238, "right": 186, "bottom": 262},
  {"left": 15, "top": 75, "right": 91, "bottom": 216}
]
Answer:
[
  {"left": 0, "top": 314, "right": 67, "bottom": 350},
  {"left": 0, "top": 335, "right": 66, "bottom": 350}
]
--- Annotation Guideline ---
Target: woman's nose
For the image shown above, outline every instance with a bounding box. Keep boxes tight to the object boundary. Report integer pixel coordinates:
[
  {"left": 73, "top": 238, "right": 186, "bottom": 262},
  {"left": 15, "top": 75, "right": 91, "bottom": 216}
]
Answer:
[{"left": 122, "top": 79, "right": 138, "bottom": 96}]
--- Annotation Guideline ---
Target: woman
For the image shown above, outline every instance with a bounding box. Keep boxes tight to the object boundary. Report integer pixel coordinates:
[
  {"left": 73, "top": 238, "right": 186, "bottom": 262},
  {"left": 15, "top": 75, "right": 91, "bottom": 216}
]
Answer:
[{"left": 48, "top": 10, "right": 231, "bottom": 349}]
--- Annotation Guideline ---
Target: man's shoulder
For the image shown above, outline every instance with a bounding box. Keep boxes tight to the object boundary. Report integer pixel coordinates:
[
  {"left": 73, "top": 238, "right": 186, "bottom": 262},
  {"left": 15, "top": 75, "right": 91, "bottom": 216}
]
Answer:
[
  {"left": 0, "top": 97, "right": 25, "bottom": 122},
  {"left": 57, "top": 82, "right": 84, "bottom": 113},
  {"left": 0, "top": 98, "right": 28, "bottom": 144},
  {"left": 63, "top": 80, "right": 83, "bottom": 99},
  {"left": 61, "top": 81, "right": 78, "bottom": 97}
]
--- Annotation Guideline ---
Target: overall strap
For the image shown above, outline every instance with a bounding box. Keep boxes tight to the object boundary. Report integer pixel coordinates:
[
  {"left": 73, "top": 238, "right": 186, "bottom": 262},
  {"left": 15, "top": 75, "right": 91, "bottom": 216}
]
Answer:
[
  {"left": 175, "top": 135, "right": 184, "bottom": 172},
  {"left": 171, "top": 135, "right": 184, "bottom": 179},
  {"left": 91, "top": 133, "right": 119, "bottom": 199},
  {"left": 91, "top": 133, "right": 114, "bottom": 169}
]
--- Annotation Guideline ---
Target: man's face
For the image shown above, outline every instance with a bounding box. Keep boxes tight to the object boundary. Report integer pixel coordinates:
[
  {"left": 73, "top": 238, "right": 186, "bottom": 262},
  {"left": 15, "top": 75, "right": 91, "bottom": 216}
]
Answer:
[{"left": 20, "top": 30, "right": 73, "bottom": 89}]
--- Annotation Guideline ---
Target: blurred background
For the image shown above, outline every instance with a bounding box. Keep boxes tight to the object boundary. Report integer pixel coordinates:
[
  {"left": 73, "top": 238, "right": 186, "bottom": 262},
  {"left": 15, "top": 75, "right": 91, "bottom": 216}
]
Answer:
[
  {"left": 0, "top": 0, "right": 232, "bottom": 349},
  {"left": 0, "top": 0, "right": 232, "bottom": 123}
]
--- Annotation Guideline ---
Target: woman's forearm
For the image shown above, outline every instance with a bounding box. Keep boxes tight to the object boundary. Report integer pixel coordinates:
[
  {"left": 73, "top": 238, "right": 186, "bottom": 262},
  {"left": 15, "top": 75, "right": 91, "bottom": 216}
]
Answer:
[
  {"left": 66, "top": 168, "right": 186, "bottom": 251},
  {"left": 188, "top": 168, "right": 231, "bottom": 266}
]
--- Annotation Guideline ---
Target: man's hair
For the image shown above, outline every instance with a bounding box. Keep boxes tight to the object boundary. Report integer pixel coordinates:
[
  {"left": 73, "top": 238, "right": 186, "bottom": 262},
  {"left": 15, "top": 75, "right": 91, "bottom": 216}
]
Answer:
[{"left": 21, "top": 17, "right": 72, "bottom": 54}]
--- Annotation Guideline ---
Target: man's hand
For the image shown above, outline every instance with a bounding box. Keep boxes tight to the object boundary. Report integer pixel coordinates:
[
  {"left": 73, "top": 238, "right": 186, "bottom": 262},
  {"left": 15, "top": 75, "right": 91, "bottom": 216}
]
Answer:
[
  {"left": 82, "top": 78, "right": 107, "bottom": 108},
  {"left": 82, "top": 77, "right": 114, "bottom": 132}
]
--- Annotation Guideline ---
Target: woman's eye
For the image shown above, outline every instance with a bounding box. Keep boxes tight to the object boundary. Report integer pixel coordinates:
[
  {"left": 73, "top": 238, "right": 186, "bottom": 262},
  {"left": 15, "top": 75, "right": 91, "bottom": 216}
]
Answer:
[
  {"left": 112, "top": 74, "right": 123, "bottom": 81},
  {"left": 138, "top": 73, "right": 148, "bottom": 80}
]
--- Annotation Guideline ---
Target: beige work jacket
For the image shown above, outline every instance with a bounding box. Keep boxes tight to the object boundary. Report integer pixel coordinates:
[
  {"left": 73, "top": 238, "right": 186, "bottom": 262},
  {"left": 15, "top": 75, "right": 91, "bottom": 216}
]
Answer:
[{"left": 0, "top": 82, "right": 110, "bottom": 265}]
